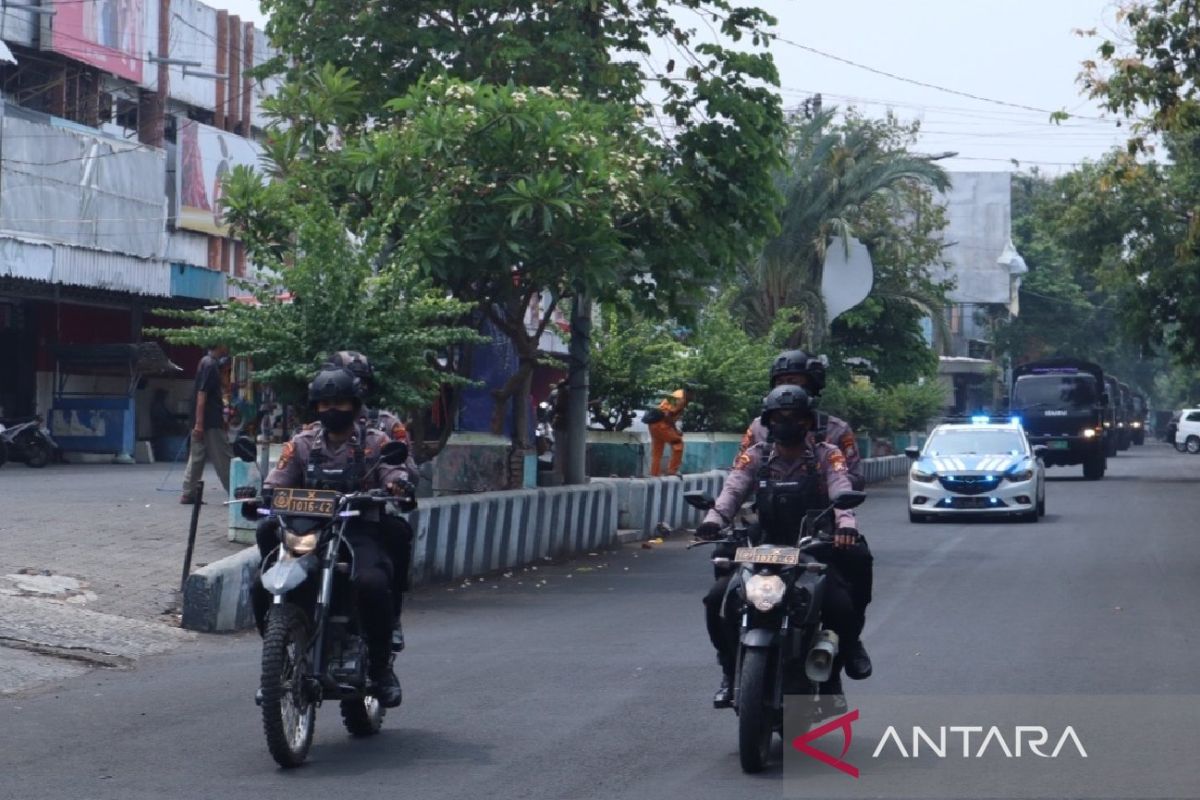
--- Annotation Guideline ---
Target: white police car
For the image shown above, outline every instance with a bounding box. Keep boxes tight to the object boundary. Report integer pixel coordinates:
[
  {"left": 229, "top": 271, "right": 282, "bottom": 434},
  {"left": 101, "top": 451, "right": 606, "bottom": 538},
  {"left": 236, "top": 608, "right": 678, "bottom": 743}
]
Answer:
[{"left": 906, "top": 418, "right": 1046, "bottom": 523}]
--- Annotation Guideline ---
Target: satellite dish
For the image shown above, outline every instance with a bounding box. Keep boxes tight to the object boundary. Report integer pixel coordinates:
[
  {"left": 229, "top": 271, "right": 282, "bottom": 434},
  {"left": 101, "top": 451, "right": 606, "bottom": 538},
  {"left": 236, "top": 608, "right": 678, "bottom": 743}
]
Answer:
[{"left": 821, "top": 235, "right": 874, "bottom": 323}]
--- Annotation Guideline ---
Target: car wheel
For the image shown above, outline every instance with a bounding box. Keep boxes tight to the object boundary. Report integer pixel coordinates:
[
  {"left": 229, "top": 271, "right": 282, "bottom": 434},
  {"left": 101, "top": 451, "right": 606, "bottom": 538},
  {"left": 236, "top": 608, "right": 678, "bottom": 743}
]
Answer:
[
  {"left": 1037, "top": 492, "right": 1046, "bottom": 517},
  {"left": 908, "top": 509, "right": 926, "bottom": 524},
  {"left": 1188, "top": 436, "right": 1200, "bottom": 455},
  {"left": 1175, "top": 439, "right": 1189, "bottom": 453}
]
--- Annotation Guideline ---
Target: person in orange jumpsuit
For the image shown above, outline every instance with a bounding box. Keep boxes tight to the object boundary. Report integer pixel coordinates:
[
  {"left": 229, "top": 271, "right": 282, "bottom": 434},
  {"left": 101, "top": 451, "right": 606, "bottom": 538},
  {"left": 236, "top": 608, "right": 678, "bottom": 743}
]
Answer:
[{"left": 648, "top": 388, "right": 690, "bottom": 476}]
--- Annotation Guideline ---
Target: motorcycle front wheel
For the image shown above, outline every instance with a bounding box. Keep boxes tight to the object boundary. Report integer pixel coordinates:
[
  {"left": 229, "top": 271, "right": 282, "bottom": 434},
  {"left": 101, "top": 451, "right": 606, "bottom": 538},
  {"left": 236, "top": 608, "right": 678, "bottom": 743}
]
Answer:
[
  {"left": 260, "top": 604, "right": 315, "bottom": 768},
  {"left": 737, "top": 648, "right": 774, "bottom": 774}
]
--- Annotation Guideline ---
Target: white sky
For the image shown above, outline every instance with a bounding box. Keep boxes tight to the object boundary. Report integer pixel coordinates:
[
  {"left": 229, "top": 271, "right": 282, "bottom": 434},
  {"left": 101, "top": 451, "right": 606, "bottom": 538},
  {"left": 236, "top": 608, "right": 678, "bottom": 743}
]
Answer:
[{"left": 208, "top": 0, "right": 1129, "bottom": 174}]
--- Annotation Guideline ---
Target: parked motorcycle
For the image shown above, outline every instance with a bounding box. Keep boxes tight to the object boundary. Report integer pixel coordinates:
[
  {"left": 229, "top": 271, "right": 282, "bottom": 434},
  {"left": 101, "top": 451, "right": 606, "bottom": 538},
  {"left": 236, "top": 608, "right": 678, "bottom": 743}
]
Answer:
[
  {"left": 234, "top": 439, "right": 413, "bottom": 768},
  {"left": 686, "top": 489, "right": 866, "bottom": 774},
  {"left": 0, "top": 414, "right": 58, "bottom": 468}
]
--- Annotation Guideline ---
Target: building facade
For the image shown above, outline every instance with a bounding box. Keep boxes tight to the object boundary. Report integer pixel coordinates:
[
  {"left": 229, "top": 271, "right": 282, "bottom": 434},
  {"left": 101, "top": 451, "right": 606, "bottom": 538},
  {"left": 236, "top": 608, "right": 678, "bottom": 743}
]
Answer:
[{"left": 0, "top": 0, "right": 279, "bottom": 453}]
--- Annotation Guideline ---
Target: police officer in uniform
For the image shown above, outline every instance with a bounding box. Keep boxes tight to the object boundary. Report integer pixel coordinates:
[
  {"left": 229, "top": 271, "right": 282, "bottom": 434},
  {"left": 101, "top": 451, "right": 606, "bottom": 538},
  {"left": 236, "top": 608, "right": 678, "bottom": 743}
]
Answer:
[
  {"left": 738, "top": 350, "right": 864, "bottom": 490},
  {"left": 251, "top": 366, "right": 411, "bottom": 707},
  {"left": 697, "top": 385, "right": 872, "bottom": 709},
  {"left": 326, "top": 350, "right": 417, "bottom": 652}
]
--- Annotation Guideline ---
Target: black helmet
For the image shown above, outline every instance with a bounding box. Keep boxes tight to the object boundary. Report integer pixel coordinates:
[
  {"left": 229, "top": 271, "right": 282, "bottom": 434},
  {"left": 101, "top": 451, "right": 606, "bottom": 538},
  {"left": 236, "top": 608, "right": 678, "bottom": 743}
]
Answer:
[
  {"left": 761, "top": 384, "right": 813, "bottom": 424},
  {"left": 769, "top": 349, "right": 826, "bottom": 394},
  {"left": 308, "top": 367, "right": 364, "bottom": 406},
  {"left": 328, "top": 350, "right": 374, "bottom": 389}
]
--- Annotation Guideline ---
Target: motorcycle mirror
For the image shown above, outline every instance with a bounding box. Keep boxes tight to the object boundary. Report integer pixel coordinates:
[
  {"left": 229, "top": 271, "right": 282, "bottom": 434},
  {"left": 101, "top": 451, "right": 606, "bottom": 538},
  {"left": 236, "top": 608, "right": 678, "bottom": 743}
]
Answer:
[
  {"left": 904, "top": 446, "right": 920, "bottom": 460},
  {"left": 232, "top": 435, "right": 258, "bottom": 463},
  {"left": 683, "top": 491, "right": 715, "bottom": 511},
  {"left": 380, "top": 440, "right": 409, "bottom": 466},
  {"left": 832, "top": 491, "right": 866, "bottom": 510}
]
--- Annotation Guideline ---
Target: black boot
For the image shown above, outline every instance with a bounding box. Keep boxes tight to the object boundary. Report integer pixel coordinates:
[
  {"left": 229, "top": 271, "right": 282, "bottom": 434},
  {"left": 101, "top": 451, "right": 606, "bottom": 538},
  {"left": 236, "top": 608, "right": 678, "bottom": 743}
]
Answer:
[
  {"left": 369, "top": 654, "right": 402, "bottom": 708},
  {"left": 713, "top": 673, "right": 734, "bottom": 709},
  {"left": 391, "top": 617, "right": 405, "bottom": 653},
  {"left": 844, "top": 639, "right": 872, "bottom": 680}
]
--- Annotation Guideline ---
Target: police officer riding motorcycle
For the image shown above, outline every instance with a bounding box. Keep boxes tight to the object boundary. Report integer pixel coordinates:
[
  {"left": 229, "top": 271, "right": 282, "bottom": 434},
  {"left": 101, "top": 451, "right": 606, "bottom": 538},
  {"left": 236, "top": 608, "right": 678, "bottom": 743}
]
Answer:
[
  {"left": 698, "top": 385, "right": 874, "bottom": 710},
  {"left": 249, "top": 366, "right": 413, "bottom": 709},
  {"left": 326, "top": 350, "right": 416, "bottom": 652}
]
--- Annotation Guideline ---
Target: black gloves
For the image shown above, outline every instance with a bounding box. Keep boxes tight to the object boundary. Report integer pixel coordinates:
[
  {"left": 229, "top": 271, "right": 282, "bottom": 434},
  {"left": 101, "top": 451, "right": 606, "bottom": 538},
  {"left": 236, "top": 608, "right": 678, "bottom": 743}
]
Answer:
[
  {"left": 235, "top": 485, "right": 261, "bottom": 521},
  {"left": 696, "top": 521, "right": 723, "bottom": 541}
]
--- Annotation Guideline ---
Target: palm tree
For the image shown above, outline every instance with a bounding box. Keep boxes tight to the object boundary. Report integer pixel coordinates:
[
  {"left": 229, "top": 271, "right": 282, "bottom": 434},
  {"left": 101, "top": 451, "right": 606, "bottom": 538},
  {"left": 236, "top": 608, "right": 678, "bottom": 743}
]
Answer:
[{"left": 736, "top": 109, "right": 952, "bottom": 347}]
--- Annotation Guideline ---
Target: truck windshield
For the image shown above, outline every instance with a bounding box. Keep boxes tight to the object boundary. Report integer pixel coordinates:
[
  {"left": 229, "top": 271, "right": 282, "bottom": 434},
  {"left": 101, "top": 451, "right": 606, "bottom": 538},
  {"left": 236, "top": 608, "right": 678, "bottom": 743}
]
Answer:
[{"left": 1012, "top": 375, "right": 1098, "bottom": 410}]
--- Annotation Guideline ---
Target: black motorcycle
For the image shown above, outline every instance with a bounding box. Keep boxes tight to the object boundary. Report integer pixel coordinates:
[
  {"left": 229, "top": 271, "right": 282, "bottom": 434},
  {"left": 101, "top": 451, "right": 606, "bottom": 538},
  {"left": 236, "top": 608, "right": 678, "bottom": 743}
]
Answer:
[
  {"left": 686, "top": 489, "right": 866, "bottom": 773},
  {"left": 236, "top": 440, "right": 412, "bottom": 768}
]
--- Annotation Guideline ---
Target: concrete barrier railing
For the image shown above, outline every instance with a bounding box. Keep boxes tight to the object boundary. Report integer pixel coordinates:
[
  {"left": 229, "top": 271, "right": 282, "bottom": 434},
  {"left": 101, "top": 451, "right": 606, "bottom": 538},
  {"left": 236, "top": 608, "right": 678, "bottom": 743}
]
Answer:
[{"left": 183, "top": 455, "right": 907, "bottom": 632}]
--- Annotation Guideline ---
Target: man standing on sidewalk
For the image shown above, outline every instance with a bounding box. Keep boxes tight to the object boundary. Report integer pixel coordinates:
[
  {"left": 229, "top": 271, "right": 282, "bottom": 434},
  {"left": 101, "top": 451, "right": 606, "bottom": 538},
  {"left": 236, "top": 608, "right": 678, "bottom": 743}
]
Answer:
[{"left": 181, "top": 344, "right": 232, "bottom": 503}]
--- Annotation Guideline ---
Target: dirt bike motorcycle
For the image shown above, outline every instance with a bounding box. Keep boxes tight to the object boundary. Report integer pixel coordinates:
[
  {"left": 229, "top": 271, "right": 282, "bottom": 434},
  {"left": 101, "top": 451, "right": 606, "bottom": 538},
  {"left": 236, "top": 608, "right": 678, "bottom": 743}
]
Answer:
[
  {"left": 234, "top": 439, "right": 413, "bottom": 768},
  {"left": 686, "top": 489, "right": 866, "bottom": 774}
]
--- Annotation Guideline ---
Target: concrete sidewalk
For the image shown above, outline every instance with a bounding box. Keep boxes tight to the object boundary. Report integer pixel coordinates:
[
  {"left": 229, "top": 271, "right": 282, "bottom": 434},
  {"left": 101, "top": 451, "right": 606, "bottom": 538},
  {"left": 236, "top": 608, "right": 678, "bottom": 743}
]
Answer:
[{"left": 0, "top": 462, "right": 243, "bottom": 623}]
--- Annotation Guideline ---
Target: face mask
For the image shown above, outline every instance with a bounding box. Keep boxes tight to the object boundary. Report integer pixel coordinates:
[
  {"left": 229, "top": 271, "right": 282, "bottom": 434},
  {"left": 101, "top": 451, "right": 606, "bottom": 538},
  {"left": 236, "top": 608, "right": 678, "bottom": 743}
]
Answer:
[
  {"left": 769, "top": 418, "right": 806, "bottom": 445},
  {"left": 318, "top": 408, "right": 356, "bottom": 433}
]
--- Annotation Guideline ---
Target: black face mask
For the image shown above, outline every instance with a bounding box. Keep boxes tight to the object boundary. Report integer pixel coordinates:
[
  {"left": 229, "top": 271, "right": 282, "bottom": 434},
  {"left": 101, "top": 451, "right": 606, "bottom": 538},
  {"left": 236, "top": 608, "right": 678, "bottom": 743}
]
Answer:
[
  {"left": 769, "top": 418, "right": 807, "bottom": 445},
  {"left": 318, "top": 408, "right": 356, "bottom": 433}
]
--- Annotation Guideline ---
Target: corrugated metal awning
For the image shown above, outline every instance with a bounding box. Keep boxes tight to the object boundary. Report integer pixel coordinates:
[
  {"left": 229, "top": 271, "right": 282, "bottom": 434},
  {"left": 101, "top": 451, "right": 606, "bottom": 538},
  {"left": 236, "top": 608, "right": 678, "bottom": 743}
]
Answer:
[{"left": 52, "top": 245, "right": 171, "bottom": 297}]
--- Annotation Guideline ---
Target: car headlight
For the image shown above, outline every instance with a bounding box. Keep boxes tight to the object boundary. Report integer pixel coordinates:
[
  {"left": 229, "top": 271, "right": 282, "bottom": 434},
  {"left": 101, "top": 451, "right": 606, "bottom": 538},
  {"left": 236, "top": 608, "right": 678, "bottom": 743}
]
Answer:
[
  {"left": 283, "top": 530, "right": 319, "bottom": 555},
  {"left": 1006, "top": 467, "right": 1034, "bottom": 482},
  {"left": 744, "top": 574, "right": 787, "bottom": 612},
  {"left": 1132, "top": 421, "right": 1142, "bottom": 428},
  {"left": 910, "top": 467, "right": 936, "bottom": 483}
]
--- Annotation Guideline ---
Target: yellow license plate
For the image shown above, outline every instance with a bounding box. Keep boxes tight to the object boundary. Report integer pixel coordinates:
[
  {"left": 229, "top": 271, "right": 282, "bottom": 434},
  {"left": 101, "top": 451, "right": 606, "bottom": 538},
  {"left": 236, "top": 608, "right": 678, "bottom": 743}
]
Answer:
[
  {"left": 270, "top": 488, "right": 339, "bottom": 517},
  {"left": 734, "top": 546, "right": 801, "bottom": 566}
]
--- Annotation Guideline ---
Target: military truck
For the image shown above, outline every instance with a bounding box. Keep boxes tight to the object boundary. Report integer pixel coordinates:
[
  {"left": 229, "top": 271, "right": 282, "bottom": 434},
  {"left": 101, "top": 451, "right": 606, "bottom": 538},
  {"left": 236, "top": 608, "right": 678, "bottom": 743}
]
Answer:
[{"left": 1011, "top": 359, "right": 1108, "bottom": 480}]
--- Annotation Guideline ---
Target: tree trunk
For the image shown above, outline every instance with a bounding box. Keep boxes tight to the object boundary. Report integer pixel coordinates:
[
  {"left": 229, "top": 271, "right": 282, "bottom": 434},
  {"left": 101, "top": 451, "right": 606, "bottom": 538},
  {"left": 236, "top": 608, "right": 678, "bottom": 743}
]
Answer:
[{"left": 564, "top": 294, "right": 591, "bottom": 485}]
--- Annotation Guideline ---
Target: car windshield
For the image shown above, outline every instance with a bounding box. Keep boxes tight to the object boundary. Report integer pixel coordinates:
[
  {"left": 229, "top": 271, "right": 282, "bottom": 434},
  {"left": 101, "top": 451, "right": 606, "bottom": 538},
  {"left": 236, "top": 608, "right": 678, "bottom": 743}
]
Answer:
[
  {"left": 926, "top": 430, "right": 1026, "bottom": 456},
  {"left": 1012, "top": 375, "right": 1098, "bottom": 410}
]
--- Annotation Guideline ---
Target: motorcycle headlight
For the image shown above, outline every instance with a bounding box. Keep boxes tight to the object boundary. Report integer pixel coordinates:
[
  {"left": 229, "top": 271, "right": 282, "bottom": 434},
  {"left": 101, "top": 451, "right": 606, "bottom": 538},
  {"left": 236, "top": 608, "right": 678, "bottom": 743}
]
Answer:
[
  {"left": 283, "top": 530, "right": 319, "bottom": 556},
  {"left": 910, "top": 467, "right": 936, "bottom": 483},
  {"left": 744, "top": 573, "right": 786, "bottom": 612}
]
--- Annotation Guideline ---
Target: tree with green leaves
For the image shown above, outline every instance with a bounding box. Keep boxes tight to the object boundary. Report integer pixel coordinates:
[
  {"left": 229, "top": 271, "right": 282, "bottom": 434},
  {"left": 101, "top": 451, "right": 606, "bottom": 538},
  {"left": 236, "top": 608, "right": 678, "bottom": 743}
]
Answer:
[
  {"left": 588, "top": 300, "right": 682, "bottom": 431},
  {"left": 1080, "top": 2, "right": 1200, "bottom": 364},
  {"left": 152, "top": 200, "right": 481, "bottom": 439},
  {"left": 734, "top": 109, "right": 950, "bottom": 348}
]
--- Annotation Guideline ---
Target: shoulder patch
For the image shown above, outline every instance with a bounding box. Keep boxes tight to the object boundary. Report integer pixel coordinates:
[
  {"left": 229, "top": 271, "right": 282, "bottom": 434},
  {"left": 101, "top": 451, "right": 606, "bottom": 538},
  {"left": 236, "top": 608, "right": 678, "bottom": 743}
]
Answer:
[
  {"left": 733, "top": 452, "right": 753, "bottom": 471},
  {"left": 740, "top": 427, "right": 754, "bottom": 452},
  {"left": 829, "top": 449, "right": 847, "bottom": 473},
  {"left": 839, "top": 432, "right": 857, "bottom": 453},
  {"left": 276, "top": 441, "right": 295, "bottom": 470}
]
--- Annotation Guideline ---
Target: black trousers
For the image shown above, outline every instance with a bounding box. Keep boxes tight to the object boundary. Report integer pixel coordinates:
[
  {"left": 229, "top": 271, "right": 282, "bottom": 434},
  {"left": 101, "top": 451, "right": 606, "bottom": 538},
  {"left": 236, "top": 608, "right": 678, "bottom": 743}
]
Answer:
[
  {"left": 253, "top": 518, "right": 394, "bottom": 666},
  {"left": 379, "top": 513, "right": 415, "bottom": 609},
  {"left": 702, "top": 538, "right": 873, "bottom": 678}
]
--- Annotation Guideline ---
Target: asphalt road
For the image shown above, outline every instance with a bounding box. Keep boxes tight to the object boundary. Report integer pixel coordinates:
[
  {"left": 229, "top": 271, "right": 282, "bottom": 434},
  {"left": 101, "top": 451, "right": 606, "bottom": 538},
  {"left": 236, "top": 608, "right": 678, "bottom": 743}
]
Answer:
[{"left": 2, "top": 444, "right": 1198, "bottom": 799}]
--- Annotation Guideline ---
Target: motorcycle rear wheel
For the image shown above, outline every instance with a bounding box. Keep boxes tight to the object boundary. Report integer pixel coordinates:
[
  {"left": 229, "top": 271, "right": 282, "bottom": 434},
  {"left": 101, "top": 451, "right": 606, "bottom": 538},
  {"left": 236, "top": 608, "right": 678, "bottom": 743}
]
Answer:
[
  {"left": 737, "top": 648, "right": 773, "bottom": 774},
  {"left": 21, "top": 438, "right": 50, "bottom": 468},
  {"left": 340, "top": 695, "right": 385, "bottom": 737},
  {"left": 261, "top": 604, "right": 315, "bottom": 768}
]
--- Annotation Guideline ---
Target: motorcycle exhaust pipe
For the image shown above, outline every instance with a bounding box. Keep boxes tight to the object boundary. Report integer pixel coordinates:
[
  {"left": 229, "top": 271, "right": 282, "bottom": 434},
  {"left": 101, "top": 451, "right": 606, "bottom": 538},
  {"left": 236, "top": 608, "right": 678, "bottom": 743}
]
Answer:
[{"left": 805, "top": 630, "right": 839, "bottom": 683}]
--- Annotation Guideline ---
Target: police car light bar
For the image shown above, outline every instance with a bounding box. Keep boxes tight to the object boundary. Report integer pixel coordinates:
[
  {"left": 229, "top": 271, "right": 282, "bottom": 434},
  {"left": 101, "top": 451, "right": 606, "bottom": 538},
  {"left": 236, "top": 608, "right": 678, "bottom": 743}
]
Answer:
[{"left": 941, "top": 413, "right": 1023, "bottom": 426}]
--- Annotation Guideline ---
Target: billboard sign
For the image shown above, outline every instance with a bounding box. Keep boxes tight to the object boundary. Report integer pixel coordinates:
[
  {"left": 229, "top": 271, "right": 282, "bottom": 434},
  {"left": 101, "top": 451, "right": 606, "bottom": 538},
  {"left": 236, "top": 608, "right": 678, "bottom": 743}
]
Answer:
[
  {"left": 46, "top": 0, "right": 145, "bottom": 84},
  {"left": 175, "top": 118, "right": 262, "bottom": 236}
]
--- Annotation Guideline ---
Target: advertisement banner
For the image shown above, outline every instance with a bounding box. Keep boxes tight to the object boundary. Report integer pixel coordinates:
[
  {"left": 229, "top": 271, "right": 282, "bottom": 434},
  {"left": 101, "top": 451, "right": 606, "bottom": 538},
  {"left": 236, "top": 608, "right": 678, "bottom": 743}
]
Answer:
[
  {"left": 175, "top": 119, "right": 262, "bottom": 236},
  {"left": 47, "top": 0, "right": 145, "bottom": 84}
]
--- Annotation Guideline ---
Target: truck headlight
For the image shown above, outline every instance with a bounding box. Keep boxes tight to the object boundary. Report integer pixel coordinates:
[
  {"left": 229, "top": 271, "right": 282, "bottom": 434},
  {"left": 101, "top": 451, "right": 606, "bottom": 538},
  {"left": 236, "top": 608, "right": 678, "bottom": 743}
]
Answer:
[
  {"left": 1082, "top": 428, "right": 1097, "bottom": 439},
  {"left": 744, "top": 574, "right": 786, "bottom": 612},
  {"left": 910, "top": 467, "right": 936, "bottom": 483}
]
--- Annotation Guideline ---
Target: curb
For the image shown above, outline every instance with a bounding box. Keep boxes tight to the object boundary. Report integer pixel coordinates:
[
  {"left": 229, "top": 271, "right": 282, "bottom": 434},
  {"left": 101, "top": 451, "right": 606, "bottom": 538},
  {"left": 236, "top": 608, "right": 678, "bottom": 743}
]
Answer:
[{"left": 181, "top": 545, "right": 260, "bottom": 633}]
